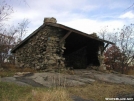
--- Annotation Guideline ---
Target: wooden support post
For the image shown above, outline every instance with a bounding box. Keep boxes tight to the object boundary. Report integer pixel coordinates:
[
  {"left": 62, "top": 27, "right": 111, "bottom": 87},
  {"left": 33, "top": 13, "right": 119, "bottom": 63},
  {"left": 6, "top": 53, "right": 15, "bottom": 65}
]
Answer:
[
  {"left": 102, "top": 43, "right": 109, "bottom": 53},
  {"left": 98, "top": 43, "right": 109, "bottom": 71},
  {"left": 59, "top": 31, "right": 72, "bottom": 44}
]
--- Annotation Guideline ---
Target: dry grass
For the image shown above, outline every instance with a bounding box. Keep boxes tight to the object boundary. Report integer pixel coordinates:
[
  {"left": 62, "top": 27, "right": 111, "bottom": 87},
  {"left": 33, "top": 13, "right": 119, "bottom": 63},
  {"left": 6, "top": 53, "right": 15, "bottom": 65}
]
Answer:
[
  {"left": 0, "top": 79, "right": 134, "bottom": 101},
  {"left": 67, "top": 81, "right": 134, "bottom": 101},
  {"left": 127, "top": 69, "right": 134, "bottom": 75},
  {"left": 0, "top": 63, "right": 36, "bottom": 77},
  {"left": 0, "top": 82, "right": 72, "bottom": 101},
  {"left": 28, "top": 88, "right": 72, "bottom": 101},
  {"left": 2, "top": 89, "right": 72, "bottom": 101},
  {"left": 0, "top": 63, "right": 134, "bottom": 101},
  {"left": 0, "top": 71, "right": 15, "bottom": 77}
]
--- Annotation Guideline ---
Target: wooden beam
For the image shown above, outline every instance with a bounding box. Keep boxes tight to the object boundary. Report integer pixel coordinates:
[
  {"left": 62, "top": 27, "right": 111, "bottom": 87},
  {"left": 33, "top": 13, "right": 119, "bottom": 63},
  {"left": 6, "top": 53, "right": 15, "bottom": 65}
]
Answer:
[
  {"left": 102, "top": 43, "right": 109, "bottom": 53},
  {"left": 59, "top": 31, "right": 72, "bottom": 44},
  {"left": 67, "top": 46, "right": 87, "bottom": 56},
  {"left": 46, "top": 23, "right": 114, "bottom": 44}
]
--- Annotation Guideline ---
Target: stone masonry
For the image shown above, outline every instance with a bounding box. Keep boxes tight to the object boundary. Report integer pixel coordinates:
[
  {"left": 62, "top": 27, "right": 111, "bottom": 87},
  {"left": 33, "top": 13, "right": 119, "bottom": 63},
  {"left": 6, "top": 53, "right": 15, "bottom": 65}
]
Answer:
[{"left": 15, "top": 18, "right": 65, "bottom": 70}]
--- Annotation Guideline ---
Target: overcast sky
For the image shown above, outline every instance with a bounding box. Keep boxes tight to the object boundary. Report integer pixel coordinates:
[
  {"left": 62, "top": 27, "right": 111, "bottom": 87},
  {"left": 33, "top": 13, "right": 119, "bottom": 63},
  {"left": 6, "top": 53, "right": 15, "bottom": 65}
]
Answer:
[{"left": 4, "top": 0, "right": 134, "bottom": 36}]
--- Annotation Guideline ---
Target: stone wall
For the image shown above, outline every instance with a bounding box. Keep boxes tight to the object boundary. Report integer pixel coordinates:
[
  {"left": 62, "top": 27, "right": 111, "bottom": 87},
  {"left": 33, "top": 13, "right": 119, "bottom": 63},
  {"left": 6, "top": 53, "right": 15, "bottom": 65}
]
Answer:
[
  {"left": 98, "top": 45, "right": 106, "bottom": 71},
  {"left": 14, "top": 17, "right": 106, "bottom": 71},
  {"left": 15, "top": 26, "right": 65, "bottom": 70}
]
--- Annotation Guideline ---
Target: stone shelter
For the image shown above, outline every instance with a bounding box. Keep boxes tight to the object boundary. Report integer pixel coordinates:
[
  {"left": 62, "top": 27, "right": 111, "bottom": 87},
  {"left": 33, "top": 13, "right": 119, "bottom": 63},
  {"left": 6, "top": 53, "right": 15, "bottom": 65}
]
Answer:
[{"left": 11, "top": 17, "right": 113, "bottom": 70}]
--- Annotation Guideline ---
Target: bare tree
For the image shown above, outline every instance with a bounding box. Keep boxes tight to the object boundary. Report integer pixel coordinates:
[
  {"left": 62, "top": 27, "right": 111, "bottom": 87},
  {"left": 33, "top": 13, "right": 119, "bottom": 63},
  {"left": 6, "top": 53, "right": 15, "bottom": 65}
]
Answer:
[
  {"left": 99, "top": 26, "right": 109, "bottom": 40},
  {"left": 3, "top": 18, "right": 29, "bottom": 47},
  {"left": 0, "top": 1, "right": 13, "bottom": 30},
  {"left": 0, "top": 19, "right": 29, "bottom": 63},
  {"left": 118, "top": 24, "right": 134, "bottom": 73},
  {"left": 98, "top": 26, "right": 113, "bottom": 52},
  {"left": 15, "top": 19, "right": 29, "bottom": 44},
  {"left": 0, "top": 1, "right": 14, "bottom": 63},
  {"left": 0, "top": 0, "right": 29, "bottom": 64},
  {"left": 0, "top": 33, "right": 15, "bottom": 63},
  {"left": 103, "top": 24, "right": 134, "bottom": 73}
]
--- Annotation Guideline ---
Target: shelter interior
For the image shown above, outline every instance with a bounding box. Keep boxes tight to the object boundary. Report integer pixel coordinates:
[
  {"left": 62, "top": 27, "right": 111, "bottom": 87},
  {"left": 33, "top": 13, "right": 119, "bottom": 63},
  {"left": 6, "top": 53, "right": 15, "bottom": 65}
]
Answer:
[{"left": 62, "top": 31, "right": 104, "bottom": 69}]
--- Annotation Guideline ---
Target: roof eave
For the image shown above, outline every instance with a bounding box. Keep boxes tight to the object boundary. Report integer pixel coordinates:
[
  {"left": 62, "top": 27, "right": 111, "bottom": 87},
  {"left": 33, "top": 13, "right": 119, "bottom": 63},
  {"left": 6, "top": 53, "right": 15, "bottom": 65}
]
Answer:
[
  {"left": 11, "top": 24, "right": 45, "bottom": 53},
  {"left": 45, "top": 23, "right": 114, "bottom": 44},
  {"left": 11, "top": 22, "right": 114, "bottom": 53}
]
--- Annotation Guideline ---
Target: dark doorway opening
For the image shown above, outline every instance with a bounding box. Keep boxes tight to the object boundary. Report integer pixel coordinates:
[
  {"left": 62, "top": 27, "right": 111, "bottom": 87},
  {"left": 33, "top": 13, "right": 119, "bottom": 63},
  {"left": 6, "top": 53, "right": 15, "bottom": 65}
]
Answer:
[{"left": 63, "top": 32, "right": 103, "bottom": 69}]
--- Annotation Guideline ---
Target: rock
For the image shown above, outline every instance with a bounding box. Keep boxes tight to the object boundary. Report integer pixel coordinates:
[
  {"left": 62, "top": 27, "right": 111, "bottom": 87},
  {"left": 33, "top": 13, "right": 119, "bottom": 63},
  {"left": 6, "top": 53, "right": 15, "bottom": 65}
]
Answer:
[
  {"left": 44, "top": 17, "right": 57, "bottom": 23},
  {"left": 77, "top": 78, "right": 95, "bottom": 84},
  {"left": 0, "top": 68, "right": 4, "bottom": 71},
  {"left": 19, "top": 63, "right": 24, "bottom": 67},
  {"left": 2, "top": 70, "right": 134, "bottom": 88},
  {"left": 16, "top": 77, "right": 43, "bottom": 87},
  {"left": 15, "top": 26, "right": 65, "bottom": 70},
  {"left": 48, "top": 60, "right": 56, "bottom": 64},
  {"left": 99, "top": 64, "right": 106, "bottom": 71},
  {"left": 35, "top": 66, "right": 40, "bottom": 69},
  {"left": 14, "top": 72, "right": 32, "bottom": 77},
  {"left": 1, "top": 77, "right": 30, "bottom": 86}
]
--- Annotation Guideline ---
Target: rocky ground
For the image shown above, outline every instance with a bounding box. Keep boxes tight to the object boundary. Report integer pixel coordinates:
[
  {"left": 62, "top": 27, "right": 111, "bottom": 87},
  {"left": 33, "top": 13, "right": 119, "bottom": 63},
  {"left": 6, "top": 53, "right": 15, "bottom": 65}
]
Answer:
[
  {"left": 1, "top": 70, "right": 134, "bottom": 87},
  {"left": 0, "top": 70, "right": 134, "bottom": 101}
]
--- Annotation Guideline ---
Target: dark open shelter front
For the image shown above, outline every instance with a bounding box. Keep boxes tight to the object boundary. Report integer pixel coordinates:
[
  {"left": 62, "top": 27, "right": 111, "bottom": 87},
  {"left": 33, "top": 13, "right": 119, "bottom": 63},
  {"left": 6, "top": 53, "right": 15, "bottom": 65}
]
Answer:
[
  {"left": 11, "top": 17, "right": 113, "bottom": 70},
  {"left": 63, "top": 32, "right": 104, "bottom": 69}
]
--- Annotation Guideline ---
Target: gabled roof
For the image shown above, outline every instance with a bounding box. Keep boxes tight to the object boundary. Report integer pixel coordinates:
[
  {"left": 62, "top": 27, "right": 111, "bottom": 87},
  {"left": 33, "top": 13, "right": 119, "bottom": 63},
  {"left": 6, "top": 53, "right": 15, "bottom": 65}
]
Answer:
[{"left": 11, "top": 22, "right": 114, "bottom": 53}]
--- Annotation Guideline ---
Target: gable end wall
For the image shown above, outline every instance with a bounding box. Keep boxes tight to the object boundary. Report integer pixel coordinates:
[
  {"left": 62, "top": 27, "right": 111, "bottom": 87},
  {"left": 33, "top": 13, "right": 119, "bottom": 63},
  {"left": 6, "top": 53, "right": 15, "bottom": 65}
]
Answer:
[{"left": 15, "top": 26, "right": 65, "bottom": 70}]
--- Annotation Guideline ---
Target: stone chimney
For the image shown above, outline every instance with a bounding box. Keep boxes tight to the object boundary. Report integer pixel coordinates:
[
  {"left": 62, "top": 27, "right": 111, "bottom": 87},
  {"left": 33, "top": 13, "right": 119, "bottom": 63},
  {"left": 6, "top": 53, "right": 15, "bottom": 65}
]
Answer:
[{"left": 44, "top": 17, "right": 57, "bottom": 23}]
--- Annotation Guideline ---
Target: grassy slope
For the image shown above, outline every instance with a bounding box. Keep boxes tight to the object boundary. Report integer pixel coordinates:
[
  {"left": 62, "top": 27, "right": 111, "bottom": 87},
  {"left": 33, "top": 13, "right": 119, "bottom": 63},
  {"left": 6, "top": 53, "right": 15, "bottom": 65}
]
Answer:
[
  {"left": 0, "top": 81, "right": 134, "bottom": 101},
  {"left": 0, "top": 64, "right": 134, "bottom": 101},
  {"left": 68, "top": 81, "right": 134, "bottom": 101},
  {"left": 0, "top": 82, "right": 72, "bottom": 101}
]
